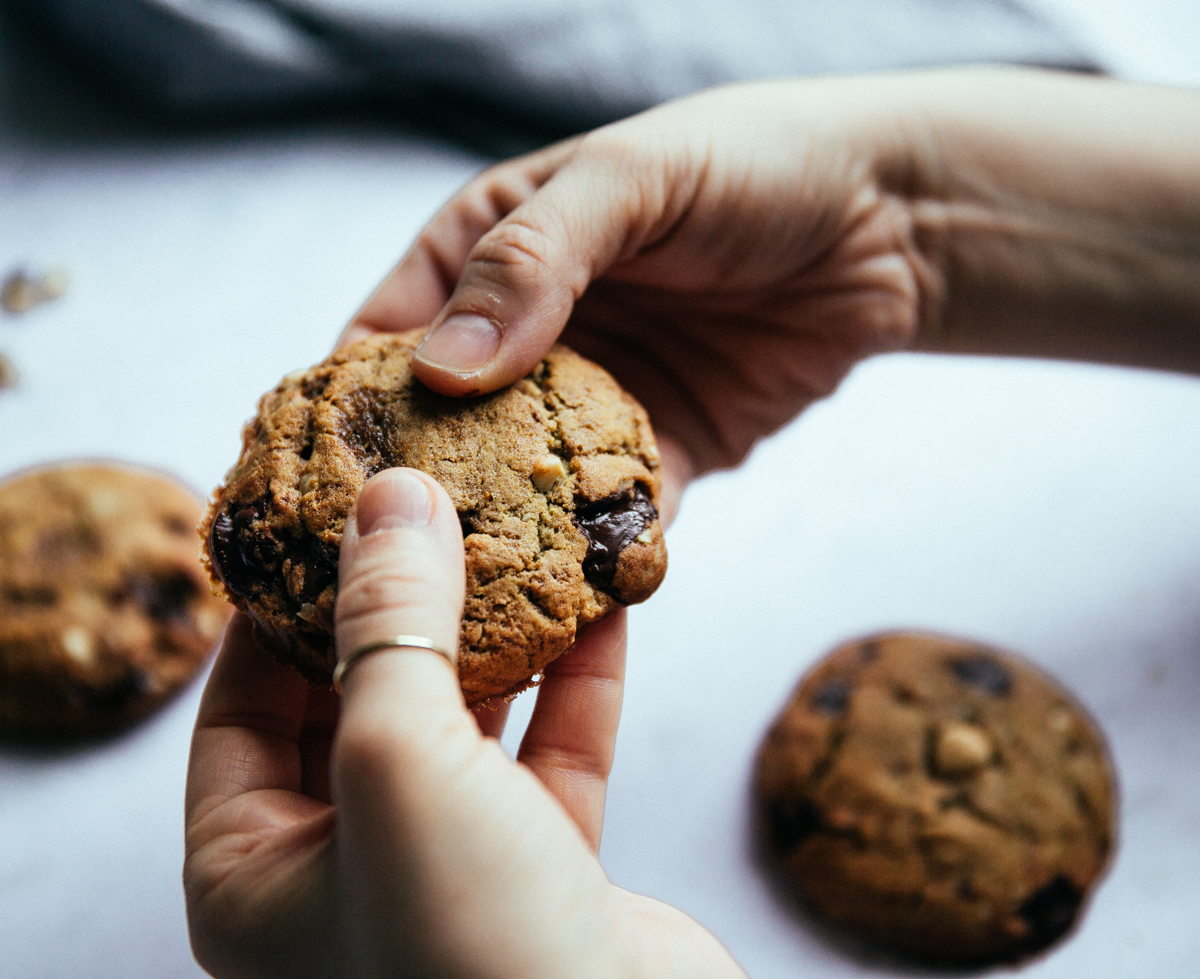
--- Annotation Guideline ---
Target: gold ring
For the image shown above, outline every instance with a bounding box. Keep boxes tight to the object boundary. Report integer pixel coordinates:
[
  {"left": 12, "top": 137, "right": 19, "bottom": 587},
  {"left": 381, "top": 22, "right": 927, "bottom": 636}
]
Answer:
[{"left": 332, "top": 634, "right": 456, "bottom": 693}]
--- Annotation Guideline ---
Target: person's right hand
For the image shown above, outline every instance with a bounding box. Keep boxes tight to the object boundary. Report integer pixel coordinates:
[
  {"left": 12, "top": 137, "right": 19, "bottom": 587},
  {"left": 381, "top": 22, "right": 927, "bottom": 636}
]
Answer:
[{"left": 185, "top": 468, "right": 749, "bottom": 979}]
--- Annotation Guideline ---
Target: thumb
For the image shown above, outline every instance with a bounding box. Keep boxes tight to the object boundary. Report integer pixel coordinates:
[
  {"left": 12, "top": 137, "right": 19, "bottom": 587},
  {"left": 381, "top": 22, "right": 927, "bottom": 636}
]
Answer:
[
  {"left": 411, "top": 150, "right": 656, "bottom": 396},
  {"left": 330, "top": 468, "right": 483, "bottom": 972},
  {"left": 333, "top": 468, "right": 470, "bottom": 757}
]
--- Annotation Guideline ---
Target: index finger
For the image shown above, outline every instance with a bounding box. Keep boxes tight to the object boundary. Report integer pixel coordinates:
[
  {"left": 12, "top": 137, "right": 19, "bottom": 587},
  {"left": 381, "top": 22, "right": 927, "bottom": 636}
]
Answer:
[{"left": 338, "top": 141, "right": 580, "bottom": 350}]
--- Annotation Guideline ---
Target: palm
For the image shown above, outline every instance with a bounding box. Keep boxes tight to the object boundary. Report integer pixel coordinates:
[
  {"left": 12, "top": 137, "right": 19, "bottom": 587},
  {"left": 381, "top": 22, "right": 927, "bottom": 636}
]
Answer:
[{"left": 565, "top": 246, "right": 915, "bottom": 476}]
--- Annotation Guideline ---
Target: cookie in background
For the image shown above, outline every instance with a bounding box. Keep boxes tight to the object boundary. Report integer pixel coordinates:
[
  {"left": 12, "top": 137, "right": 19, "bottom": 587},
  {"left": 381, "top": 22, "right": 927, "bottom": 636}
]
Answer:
[
  {"left": 755, "top": 631, "right": 1116, "bottom": 965},
  {"left": 0, "top": 463, "right": 230, "bottom": 737}
]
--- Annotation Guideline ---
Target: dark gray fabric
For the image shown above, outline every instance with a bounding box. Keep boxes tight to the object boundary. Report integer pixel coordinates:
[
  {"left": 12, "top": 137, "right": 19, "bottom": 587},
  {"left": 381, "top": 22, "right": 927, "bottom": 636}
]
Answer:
[{"left": 18, "top": 0, "right": 1094, "bottom": 144}]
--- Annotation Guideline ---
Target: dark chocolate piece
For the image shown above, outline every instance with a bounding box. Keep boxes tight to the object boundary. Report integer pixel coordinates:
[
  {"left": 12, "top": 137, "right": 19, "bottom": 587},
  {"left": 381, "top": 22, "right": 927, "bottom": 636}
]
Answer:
[
  {"left": 298, "top": 536, "right": 338, "bottom": 599},
  {"left": 3, "top": 584, "right": 57, "bottom": 606},
  {"left": 208, "top": 500, "right": 268, "bottom": 598},
  {"left": 1017, "top": 875, "right": 1082, "bottom": 952},
  {"left": 573, "top": 484, "right": 657, "bottom": 593},
  {"left": 769, "top": 797, "right": 822, "bottom": 853},
  {"left": 63, "top": 669, "right": 151, "bottom": 711},
  {"left": 950, "top": 655, "right": 1013, "bottom": 696},
  {"left": 337, "top": 389, "right": 395, "bottom": 476},
  {"left": 812, "top": 677, "right": 850, "bottom": 716},
  {"left": 127, "top": 571, "right": 198, "bottom": 624}
]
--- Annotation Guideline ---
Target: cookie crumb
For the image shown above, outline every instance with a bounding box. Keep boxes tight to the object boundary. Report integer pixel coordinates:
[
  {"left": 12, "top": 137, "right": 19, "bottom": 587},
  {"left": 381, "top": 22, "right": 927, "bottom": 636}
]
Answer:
[{"left": 2, "top": 267, "right": 69, "bottom": 315}]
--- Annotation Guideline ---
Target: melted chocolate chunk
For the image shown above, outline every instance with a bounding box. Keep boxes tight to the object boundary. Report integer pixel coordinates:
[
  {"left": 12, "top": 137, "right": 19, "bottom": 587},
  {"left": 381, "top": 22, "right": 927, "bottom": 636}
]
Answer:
[
  {"left": 208, "top": 500, "right": 268, "bottom": 597},
  {"left": 1017, "top": 876, "right": 1082, "bottom": 952},
  {"left": 573, "top": 485, "right": 658, "bottom": 593},
  {"left": 769, "top": 797, "right": 822, "bottom": 853},
  {"left": 299, "top": 536, "right": 338, "bottom": 599},
  {"left": 337, "top": 390, "right": 395, "bottom": 476},
  {"left": 812, "top": 677, "right": 850, "bottom": 716},
  {"left": 950, "top": 655, "right": 1012, "bottom": 696},
  {"left": 128, "top": 572, "right": 198, "bottom": 624}
]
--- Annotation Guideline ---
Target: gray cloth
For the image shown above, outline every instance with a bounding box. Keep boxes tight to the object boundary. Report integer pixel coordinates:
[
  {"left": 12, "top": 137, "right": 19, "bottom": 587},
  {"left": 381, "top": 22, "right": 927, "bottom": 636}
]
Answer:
[{"left": 18, "top": 0, "right": 1093, "bottom": 149}]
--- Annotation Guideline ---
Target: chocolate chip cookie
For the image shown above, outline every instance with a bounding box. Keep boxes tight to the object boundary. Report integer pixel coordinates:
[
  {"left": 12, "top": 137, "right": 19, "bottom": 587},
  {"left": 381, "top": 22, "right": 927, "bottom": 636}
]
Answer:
[
  {"left": 755, "top": 632, "right": 1115, "bottom": 964},
  {"left": 201, "top": 332, "right": 667, "bottom": 704},
  {"left": 0, "top": 464, "right": 230, "bottom": 736}
]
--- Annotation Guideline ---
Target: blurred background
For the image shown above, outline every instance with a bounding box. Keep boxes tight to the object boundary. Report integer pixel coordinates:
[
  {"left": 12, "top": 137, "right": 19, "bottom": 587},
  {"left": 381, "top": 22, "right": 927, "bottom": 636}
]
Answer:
[{"left": 2, "top": 2, "right": 1199, "bottom": 977}]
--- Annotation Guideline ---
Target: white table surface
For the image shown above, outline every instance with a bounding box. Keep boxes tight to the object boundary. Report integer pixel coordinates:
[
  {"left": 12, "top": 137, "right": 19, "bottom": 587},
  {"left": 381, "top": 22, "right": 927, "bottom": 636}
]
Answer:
[{"left": 2, "top": 3, "right": 1199, "bottom": 977}]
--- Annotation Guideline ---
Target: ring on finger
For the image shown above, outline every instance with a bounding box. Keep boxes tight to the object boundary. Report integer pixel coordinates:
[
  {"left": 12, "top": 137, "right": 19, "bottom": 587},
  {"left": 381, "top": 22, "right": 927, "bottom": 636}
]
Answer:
[{"left": 332, "top": 635, "right": 457, "bottom": 693}]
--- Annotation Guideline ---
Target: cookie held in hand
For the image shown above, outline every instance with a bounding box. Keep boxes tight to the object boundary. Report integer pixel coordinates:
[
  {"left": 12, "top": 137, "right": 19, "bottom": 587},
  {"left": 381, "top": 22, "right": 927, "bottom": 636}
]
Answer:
[
  {"left": 202, "top": 333, "right": 667, "bottom": 703},
  {"left": 0, "top": 463, "right": 230, "bottom": 736},
  {"left": 755, "top": 632, "right": 1115, "bottom": 965}
]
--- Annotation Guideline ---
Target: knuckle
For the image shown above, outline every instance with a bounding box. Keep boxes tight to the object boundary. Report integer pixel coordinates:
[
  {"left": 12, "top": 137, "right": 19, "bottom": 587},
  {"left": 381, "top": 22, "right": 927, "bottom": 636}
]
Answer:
[
  {"left": 471, "top": 217, "right": 561, "bottom": 278},
  {"left": 576, "top": 126, "right": 638, "bottom": 165},
  {"left": 335, "top": 565, "right": 439, "bottom": 626},
  {"left": 481, "top": 167, "right": 540, "bottom": 216},
  {"left": 523, "top": 740, "right": 611, "bottom": 780}
]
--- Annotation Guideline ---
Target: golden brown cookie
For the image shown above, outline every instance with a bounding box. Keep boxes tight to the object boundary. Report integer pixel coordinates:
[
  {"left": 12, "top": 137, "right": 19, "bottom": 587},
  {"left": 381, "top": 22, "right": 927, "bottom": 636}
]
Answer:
[
  {"left": 201, "top": 332, "right": 667, "bottom": 704},
  {"left": 755, "top": 632, "right": 1116, "bottom": 964},
  {"left": 0, "top": 464, "right": 230, "bottom": 736}
]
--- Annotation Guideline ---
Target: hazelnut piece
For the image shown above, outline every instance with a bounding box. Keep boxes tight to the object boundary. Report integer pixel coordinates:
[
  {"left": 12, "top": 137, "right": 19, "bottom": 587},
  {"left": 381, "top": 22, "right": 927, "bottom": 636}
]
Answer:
[
  {"left": 60, "top": 626, "right": 95, "bottom": 665},
  {"left": 934, "top": 722, "right": 992, "bottom": 776},
  {"left": 531, "top": 453, "right": 566, "bottom": 492}
]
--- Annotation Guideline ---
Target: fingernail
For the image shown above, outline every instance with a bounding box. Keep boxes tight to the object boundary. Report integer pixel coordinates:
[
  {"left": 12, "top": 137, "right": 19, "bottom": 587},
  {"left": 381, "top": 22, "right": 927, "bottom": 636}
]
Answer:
[
  {"left": 415, "top": 314, "right": 501, "bottom": 373},
  {"left": 356, "top": 469, "right": 433, "bottom": 535}
]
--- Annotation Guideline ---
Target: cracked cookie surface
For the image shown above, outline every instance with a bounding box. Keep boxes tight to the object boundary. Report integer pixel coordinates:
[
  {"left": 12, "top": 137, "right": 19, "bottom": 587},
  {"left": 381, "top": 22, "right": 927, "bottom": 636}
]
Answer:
[
  {"left": 755, "top": 632, "right": 1115, "bottom": 964},
  {"left": 0, "top": 464, "right": 230, "bottom": 736},
  {"left": 202, "top": 332, "right": 667, "bottom": 704}
]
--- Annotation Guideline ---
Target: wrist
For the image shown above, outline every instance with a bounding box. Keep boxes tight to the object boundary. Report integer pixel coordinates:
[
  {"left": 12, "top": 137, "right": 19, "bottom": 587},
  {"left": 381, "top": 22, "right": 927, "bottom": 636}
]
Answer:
[{"left": 881, "top": 67, "right": 1200, "bottom": 370}]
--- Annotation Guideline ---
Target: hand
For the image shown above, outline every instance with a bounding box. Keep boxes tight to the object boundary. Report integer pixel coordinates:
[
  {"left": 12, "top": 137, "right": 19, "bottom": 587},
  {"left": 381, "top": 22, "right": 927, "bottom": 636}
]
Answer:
[
  {"left": 184, "top": 468, "right": 747, "bottom": 979},
  {"left": 343, "top": 75, "right": 930, "bottom": 503},
  {"left": 345, "top": 69, "right": 1200, "bottom": 511}
]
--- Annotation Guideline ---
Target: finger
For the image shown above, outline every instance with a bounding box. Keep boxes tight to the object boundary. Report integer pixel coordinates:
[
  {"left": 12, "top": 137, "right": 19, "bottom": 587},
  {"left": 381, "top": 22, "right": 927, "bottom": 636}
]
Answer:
[
  {"left": 330, "top": 467, "right": 495, "bottom": 959},
  {"left": 654, "top": 433, "right": 695, "bottom": 527},
  {"left": 411, "top": 133, "right": 681, "bottom": 396},
  {"left": 331, "top": 468, "right": 478, "bottom": 804},
  {"left": 339, "top": 141, "right": 582, "bottom": 350},
  {"left": 516, "top": 609, "right": 627, "bottom": 852},
  {"left": 186, "top": 613, "right": 315, "bottom": 828}
]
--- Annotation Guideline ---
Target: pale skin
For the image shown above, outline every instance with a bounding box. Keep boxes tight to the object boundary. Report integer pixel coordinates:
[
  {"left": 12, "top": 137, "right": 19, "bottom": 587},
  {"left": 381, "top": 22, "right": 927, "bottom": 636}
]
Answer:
[{"left": 185, "top": 67, "right": 1200, "bottom": 977}]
